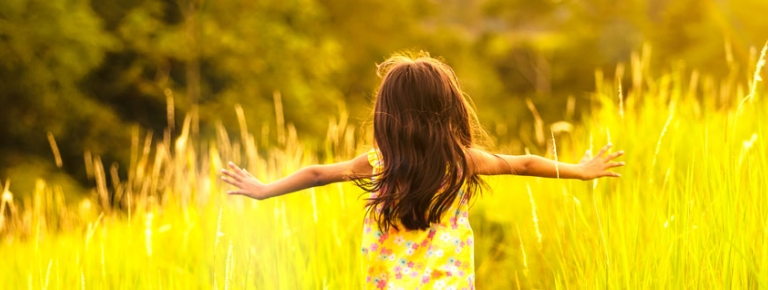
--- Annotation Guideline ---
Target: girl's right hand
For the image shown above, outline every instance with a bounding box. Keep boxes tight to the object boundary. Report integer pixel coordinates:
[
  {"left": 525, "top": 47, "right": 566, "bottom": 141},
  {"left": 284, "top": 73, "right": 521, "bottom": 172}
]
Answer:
[
  {"left": 221, "top": 162, "right": 267, "bottom": 199},
  {"left": 578, "top": 144, "right": 625, "bottom": 180}
]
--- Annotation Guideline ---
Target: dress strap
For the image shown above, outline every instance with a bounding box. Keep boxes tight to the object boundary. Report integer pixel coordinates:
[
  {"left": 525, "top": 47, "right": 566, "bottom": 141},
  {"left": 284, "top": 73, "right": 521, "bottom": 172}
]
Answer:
[{"left": 367, "top": 148, "right": 383, "bottom": 171}]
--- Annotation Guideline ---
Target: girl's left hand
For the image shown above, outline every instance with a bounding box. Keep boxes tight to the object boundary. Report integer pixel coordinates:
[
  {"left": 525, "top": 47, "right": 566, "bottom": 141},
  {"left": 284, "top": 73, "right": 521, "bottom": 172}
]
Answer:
[
  {"left": 221, "top": 162, "right": 266, "bottom": 199},
  {"left": 578, "top": 144, "right": 625, "bottom": 180}
]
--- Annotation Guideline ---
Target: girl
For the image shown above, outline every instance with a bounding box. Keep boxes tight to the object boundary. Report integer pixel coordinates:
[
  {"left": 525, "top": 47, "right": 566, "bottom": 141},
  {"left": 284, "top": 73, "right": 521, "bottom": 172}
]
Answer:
[{"left": 221, "top": 52, "right": 625, "bottom": 289}]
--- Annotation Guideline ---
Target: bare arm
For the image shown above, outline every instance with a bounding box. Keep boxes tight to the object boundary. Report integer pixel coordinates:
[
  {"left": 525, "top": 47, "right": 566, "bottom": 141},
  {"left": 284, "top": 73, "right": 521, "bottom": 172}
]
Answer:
[
  {"left": 468, "top": 144, "right": 625, "bottom": 180},
  {"left": 220, "top": 153, "right": 373, "bottom": 200}
]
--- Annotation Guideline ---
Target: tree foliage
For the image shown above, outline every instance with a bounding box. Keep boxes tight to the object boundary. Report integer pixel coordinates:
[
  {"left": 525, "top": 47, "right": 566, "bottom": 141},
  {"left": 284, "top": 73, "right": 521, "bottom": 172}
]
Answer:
[{"left": 0, "top": 0, "right": 766, "bottom": 196}]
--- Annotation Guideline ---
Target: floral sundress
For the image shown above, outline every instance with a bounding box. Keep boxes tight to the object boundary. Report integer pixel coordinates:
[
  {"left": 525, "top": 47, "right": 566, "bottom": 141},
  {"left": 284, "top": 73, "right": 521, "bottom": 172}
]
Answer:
[{"left": 361, "top": 149, "right": 476, "bottom": 290}]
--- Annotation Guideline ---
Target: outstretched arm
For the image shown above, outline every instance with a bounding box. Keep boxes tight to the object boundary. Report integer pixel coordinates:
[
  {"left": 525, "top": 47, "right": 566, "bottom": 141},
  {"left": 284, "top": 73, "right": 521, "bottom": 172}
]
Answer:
[
  {"left": 221, "top": 153, "right": 373, "bottom": 200},
  {"left": 468, "top": 144, "right": 625, "bottom": 180}
]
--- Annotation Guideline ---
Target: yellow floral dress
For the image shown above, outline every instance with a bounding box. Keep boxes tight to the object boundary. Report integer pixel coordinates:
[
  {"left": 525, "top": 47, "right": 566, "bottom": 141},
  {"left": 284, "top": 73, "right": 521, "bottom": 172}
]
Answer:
[{"left": 361, "top": 149, "right": 475, "bottom": 290}]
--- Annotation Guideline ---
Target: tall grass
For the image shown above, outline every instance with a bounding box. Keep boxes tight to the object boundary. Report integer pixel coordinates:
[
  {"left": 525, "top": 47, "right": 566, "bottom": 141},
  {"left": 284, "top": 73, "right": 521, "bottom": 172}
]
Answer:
[{"left": 1, "top": 46, "right": 767, "bottom": 289}]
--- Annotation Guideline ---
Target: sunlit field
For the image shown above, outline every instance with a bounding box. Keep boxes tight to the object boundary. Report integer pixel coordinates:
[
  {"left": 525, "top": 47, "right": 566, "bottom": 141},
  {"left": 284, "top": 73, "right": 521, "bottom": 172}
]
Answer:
[{"left": 2, "top": 47, "right": 767, "bottom": 289}]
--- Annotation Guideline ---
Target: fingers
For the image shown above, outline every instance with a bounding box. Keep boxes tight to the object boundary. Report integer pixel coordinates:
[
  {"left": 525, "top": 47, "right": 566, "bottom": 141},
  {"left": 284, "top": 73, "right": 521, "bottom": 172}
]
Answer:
[
  {"left": 600, "top": 159, "right": 625, "bottom": 178},
  {"left": 228, "top": 162, "right": 246, "bottom": 177},
  {"left": 596, "top": 144, "right": 612, "bottom": 158},
  {"left": 607, "top": 161, "right": 625, "bottom": 168},
  {"left": 601, "top": 160, "right": 624, "bottom": 178},
  {"left": 605, "top": 161, "right": 624, "bottom": 169},
  {"left": 221, "top": 162, "right": 257, "bottom": 194},
  {"left": 222, "top": 162, "right": 256, "bottom": 179},
  {"left": 227, "top": 190, "right": 247, "bottom": 196},
  {"left": 221, "top": 169, "right": 242, "bottom": 182},
  {"left": 604, "top": 172, "right": 621, "bottom": 178},
  {"left": 221, "top": 162, "right": 249, "bottom": 186},
  {"left": 220, "top": 175, "right": 240, "bottom": 187},
  {"left": 606, "top": 150, "right": 625, "bottom": 161}
]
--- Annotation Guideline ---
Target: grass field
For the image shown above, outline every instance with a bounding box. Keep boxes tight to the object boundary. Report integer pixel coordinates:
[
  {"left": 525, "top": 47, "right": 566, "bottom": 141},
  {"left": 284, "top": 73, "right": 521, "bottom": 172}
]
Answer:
[{"left": 1, "top": 47, "right": 767, "bottom": 289}]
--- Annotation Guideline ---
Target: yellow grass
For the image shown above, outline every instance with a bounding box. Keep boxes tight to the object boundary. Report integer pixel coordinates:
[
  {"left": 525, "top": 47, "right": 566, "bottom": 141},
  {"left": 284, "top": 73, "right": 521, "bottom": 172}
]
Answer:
[{"left": 1, "top": 45, "right": 767, "bottom": 288}]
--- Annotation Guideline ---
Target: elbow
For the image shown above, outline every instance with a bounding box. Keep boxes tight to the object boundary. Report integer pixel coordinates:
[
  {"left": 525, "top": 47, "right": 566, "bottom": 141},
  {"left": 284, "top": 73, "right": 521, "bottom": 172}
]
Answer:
[
  {"left": 306, "top": 165, "right": 325, "bottom": 187},
  {"left": 516, "top": 156, "right": 543, "bottom": 176},
  {"left": 516, "top": 156, "right": 534, "bottom": 176}
]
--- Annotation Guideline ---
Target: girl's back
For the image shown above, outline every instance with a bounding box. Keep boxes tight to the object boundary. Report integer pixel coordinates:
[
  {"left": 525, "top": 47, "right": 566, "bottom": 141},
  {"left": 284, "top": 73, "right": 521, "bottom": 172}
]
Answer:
[{"left": 362, "top": 149, "right": 475, "bottom": 289}]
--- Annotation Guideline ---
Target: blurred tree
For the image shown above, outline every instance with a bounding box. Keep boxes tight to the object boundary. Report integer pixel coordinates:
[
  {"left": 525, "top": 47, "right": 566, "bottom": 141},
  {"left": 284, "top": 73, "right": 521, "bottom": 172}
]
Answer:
[
  {"left": 1, "top": 0, "right": 767, "bottom": 197},
  {"left": 86, "top": 0, "right": 352, "bottom": 147},
  {"left": 0, "top": 0, "right": 123, "bottom": 195}
]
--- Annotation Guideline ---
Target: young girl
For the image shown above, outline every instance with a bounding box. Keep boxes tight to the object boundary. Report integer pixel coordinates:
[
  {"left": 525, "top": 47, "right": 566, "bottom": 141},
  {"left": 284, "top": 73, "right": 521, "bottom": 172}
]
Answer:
[{"left": 221, "top": 52, "right": 625, "bottom": 289}]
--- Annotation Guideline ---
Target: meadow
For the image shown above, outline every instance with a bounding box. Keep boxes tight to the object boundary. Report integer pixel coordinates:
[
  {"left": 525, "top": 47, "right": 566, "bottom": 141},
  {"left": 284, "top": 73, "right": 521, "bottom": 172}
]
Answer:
[{"left": 1, "top": 46, "right": 767, "bottom": 289}]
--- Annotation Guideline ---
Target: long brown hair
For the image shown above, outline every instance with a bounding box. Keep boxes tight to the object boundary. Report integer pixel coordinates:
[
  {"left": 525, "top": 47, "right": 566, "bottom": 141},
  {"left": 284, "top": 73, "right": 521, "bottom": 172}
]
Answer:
[{"left": 357, "top": 51, "right": 489, "bottom": 232}]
